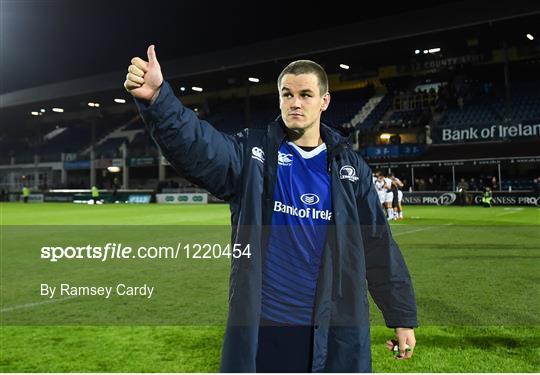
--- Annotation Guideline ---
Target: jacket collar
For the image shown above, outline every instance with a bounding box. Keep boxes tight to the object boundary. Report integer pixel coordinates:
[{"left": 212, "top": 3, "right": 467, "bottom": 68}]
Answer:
[{"left": 268, "top": 116, "right": 349, "bottom": 156}]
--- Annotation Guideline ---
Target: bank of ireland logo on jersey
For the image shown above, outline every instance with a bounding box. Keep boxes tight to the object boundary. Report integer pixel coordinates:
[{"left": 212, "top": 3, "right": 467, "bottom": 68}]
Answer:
[
  {"left": 251, "top": 147, "right": 265, "bottom": 163},
  {"left": 300, "top": 193, "right": 320, "bottom": 205},
  {"left": 339, "top": 165, "right": 359, "bottom": 182},
  {"left": 278, "top": 152, "right": 293, "bottom": 166}
]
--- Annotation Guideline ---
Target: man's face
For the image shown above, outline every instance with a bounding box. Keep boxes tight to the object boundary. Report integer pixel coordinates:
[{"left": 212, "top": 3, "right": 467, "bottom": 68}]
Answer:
[{"left": 279, "top": 73, "right": 330, "bottom": 134}]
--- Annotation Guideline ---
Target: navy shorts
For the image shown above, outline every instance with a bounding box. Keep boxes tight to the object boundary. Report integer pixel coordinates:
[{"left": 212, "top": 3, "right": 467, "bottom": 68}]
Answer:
[{"left": 256, "top": 319, "right": 313, "bottom": 372}]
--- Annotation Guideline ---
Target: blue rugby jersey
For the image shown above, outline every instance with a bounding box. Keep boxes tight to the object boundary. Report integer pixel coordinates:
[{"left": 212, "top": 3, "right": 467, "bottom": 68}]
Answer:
[{"left": 261, "top": 141, "right": 332, "bottom": 325}]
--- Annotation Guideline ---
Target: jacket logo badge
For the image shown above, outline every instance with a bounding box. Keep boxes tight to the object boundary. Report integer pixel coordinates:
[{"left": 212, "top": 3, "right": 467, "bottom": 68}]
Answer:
[
  {"left": 251, "top": 147, "right": 265, "bottom": 163},
  {"left": 339, "top": 165, "right": 359, "bottom": 182},
  {"left": 300, "top": 193, "right": 320, "bottom": 205},
  {"left": 278, "top": 152, "right": 293, "bottom": 166}
]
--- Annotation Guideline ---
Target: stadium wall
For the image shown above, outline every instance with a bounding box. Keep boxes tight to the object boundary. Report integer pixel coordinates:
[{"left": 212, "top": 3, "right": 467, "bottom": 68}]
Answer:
[{"left": 402, "top": 191, "right": 540, "bottom": 206}]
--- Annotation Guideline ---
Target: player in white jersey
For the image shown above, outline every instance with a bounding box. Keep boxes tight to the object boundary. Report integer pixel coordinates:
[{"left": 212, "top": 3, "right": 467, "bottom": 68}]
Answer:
[
  {"left": 382, "top": 175, "right": 394, "bottom": 220},
  {"left": 374, "top": 173, "right": 387, "bottom": 206},
  {"left": 390, "top": 173, "right": 404, "bottom": 219}
]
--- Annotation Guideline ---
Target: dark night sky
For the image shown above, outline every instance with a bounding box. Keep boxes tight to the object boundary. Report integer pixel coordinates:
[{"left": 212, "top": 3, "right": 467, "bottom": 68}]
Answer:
[{"left": 0, "top": 0, "right": 466, "bottom": 94}]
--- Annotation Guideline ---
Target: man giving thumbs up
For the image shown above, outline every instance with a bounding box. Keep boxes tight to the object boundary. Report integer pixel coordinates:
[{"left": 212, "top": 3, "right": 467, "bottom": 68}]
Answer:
[
  {"left": 124, "top": 45, "right": 163, "bottom": 103},
  {"left": 123, "top": 46, "right": 418, "bottom": 373}
]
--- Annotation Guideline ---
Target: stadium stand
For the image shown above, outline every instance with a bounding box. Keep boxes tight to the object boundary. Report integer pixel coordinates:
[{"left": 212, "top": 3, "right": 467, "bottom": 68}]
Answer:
[
  {"left": 1, "top": 16, "right": 539, "bottom": 197},
  {"left": 128, "top": 131, "right": 158, "bottom": 158},
  {"left": 357, "top": 93, "right": 392, "bottom": 132},
  {"left": 322, "top": 86, "right": 373, "bottom": 128},
  {"left": 92, "top": 137, "right": 128, "bottom": 158},
  {"left": 495, "top": 81, "right": 540, "bottom": 123},
  {"left": 123, "top": 119, "right": 145, "bottom": 131},
  {"left": 437, "top": 80, "right": 540, "bottom": 127}
]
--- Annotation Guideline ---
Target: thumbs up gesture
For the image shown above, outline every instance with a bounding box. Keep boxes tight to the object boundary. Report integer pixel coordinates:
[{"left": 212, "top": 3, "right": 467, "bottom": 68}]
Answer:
[{"left": 124, "top": 45, "right": 164, "bottom": 102}]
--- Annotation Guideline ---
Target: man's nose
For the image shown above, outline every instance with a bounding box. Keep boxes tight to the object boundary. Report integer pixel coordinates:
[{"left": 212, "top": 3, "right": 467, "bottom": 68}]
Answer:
[{"left": 290, "top": 96, "right": 301, "bottom": 108}]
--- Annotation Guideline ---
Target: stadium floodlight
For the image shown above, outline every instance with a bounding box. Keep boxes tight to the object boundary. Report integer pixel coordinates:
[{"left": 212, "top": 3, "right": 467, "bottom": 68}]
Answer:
[
  {"left": 415, "top": 49, "right": 420, "bottom": 54},
  {"left": 180, "top": 87, "right": 186, "bottom": 91},
  {"left": 339, "top": 64, "right": 350, "bottom": 70},
  {"left": 192, "top": 86, "right": 203, "bottom": 92},
  {"left": 31, "top": 111, "right": 40, "bottom": 116},
  {"left": 88, "top": 102, "right": 96, "bottom": 107},
  {"left": 114, "top": 98, "right": 126, "bottom": 104},
  {"left": 423, "top": 50, "right": 429, "bottom": 54},
  {"left": 428, "top": 48, "right": 441, "bottom": 53},
  {"left": 107, "top": 166, "right": 121, "bottom": 173},
  {"left": 526, "top": 33, "right": 534, "bottom": 41},
  {"left": 52, "top": 108, "right": 64, "bottom": 113},
  {"left": 40, "top": 109, "right": 46, "bottom": 113},
  {"left": 380, "top": 133, "right": 392, "bottom": 140},
  {"left": 94, "top": 103, "right": 100, "bottom": 107},
  {"left": 248, "top": 77, "right": 260, "bottom": 83}
]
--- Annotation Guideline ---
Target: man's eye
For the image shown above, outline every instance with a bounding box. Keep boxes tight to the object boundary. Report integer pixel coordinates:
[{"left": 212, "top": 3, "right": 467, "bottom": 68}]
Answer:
[
  {"left": 283, "top": 93, "right": 292, "bottom": 98},
  {"left": 302, "top": 94, "right": 312, "bottom": 98}
]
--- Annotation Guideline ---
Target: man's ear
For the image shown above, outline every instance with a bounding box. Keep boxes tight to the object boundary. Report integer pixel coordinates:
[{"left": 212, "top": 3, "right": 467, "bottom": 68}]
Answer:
[{"left": 321, "top": 92, "right": 331, "bottom": 111}]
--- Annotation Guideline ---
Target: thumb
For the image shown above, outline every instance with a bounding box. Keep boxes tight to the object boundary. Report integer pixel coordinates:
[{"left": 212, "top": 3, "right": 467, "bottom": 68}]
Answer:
[{"left": 147, "top": 44, "right": 158, "bottom": 65}]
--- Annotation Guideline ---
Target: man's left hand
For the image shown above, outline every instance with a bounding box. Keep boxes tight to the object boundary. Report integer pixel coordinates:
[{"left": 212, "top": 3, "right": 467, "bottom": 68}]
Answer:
[{"left": 386, "top": 327, "right": 416, "bottom": 359}]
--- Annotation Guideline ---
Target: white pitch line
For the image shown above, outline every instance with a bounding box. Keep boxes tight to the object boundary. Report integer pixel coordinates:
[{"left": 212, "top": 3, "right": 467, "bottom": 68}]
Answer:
[
  {"left": 498, "top": 211, "right": 519, "bottom": 216},
  {"left": 497, "top": 208, "right": 524, "bottom": 216},
  {"left": 1, "top": 295, "right": 78, "bottom": 313},
  {"left": 393, "top": 223, "right": 452, "bottom": 237}
]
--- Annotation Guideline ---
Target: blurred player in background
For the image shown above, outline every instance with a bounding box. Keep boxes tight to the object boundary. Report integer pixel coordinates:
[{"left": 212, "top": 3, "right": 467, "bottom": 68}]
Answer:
[
  {"left": 375, "top": 172, "right": 387, "bottom": 211},
  {"left": 390, "top": 173, "right": 404, "bottom": 219},
  {"left": 21, "top": 185, "right": 30, "bottom": 203},
  {"left": 482, "top": 186, "right": 493, "bottom": 207},
  {"left": 384, "top": 173, "right": 394, "bottom": 220}
]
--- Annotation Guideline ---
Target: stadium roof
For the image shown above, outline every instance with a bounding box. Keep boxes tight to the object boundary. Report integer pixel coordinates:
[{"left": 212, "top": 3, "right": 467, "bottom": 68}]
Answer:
[
  {"left": 1, "top": 0, "right": 467, "bottom": 94},
  {"left": 0, "top": 0, "right": 538, "bottom": 118}
]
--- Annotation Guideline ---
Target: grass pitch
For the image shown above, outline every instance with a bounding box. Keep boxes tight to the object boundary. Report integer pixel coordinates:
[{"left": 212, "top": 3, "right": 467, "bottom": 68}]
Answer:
[{"left": 1, "top": 202, "right": 539, "bottom": 372}]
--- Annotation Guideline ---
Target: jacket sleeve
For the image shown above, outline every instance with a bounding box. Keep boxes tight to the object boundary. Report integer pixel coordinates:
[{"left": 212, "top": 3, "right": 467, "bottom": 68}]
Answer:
[
  {"left": 134, "top": 81, "right": 245, "bottom": 200},
  {"left": 356, "top": 160, "right": 418, "bottom": 328}
]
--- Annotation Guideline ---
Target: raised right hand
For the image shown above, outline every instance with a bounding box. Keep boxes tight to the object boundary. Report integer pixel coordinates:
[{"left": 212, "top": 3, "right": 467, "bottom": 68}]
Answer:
[{"left": 124, "top": 44, "right": 163, "bottom": 102}]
